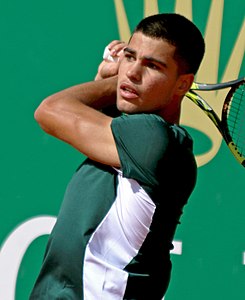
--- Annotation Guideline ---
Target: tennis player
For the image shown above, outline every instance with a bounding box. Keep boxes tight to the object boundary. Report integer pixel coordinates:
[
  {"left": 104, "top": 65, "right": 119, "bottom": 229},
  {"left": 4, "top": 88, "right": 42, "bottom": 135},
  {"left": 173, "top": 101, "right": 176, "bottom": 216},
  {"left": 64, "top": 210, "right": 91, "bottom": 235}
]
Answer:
[{"left": 30, "top": 13, "right": 205, "bottom": 299}]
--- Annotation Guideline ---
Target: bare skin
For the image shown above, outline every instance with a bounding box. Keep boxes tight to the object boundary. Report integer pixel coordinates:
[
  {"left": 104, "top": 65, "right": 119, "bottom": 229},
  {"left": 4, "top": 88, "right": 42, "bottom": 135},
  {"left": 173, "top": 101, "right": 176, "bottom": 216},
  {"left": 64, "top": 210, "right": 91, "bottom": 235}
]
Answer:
[{"left": 34, "top": 32, "right": 194, "bottom": 168}]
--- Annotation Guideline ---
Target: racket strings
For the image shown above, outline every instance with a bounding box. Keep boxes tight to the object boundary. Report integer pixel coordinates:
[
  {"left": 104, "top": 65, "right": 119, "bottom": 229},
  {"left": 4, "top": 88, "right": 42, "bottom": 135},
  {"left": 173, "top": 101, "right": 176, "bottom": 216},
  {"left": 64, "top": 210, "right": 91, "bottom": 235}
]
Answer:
[{"left": 226, "top": 83, "right": 245, "bottom": 156}]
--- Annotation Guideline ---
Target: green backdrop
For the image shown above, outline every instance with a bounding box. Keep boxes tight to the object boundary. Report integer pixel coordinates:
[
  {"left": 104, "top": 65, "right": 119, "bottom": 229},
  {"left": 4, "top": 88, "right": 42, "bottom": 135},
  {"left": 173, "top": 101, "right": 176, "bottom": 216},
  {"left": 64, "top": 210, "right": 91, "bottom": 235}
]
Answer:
[{"left": 0, "top": 1, "right": 244, "bottom": 299}]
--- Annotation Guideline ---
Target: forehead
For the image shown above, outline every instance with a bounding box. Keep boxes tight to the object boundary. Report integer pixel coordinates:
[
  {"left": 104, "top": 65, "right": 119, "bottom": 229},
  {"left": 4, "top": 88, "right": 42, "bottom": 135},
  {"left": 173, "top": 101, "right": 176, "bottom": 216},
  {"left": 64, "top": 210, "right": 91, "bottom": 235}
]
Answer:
[{"left": 128, "top": 32, "right": 176, "bottom": 59}]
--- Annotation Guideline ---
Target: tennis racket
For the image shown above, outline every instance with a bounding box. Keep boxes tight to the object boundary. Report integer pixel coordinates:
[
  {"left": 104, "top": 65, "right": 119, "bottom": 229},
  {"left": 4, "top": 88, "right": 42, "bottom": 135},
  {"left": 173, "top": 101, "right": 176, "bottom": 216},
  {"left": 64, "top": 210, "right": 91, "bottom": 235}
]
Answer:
[{"left": 186, "top": 77, "right": 245, "bottom": 167}]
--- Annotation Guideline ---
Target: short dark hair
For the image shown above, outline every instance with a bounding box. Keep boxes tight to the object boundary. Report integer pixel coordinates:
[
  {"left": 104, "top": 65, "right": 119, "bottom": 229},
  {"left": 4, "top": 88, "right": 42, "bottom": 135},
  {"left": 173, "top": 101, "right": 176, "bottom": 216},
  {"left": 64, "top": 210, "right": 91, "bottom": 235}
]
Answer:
[{"left": 133, "top": 13, "right": 205, "bottom": 74}]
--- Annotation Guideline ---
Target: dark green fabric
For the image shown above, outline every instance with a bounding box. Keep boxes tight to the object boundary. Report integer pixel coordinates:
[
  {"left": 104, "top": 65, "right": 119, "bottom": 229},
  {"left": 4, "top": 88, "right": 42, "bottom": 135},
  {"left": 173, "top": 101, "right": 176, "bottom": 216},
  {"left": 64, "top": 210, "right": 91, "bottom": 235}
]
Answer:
[
  {"left": 112, "top": 114, "right": 197, "bottom": 298},
  {"left": 30, "top": 161, "right": 118, "bottom": 299},
  {"left": 30, "top": 113, "right": 197, "bottom": 299}
]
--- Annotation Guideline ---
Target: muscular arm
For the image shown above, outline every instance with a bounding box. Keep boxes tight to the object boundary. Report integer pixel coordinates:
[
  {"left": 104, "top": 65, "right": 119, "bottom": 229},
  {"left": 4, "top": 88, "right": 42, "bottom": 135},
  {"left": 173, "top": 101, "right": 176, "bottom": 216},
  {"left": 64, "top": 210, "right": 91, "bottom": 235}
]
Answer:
[{"left": 34, "top": 76, "right": 121, "bottom": 167}]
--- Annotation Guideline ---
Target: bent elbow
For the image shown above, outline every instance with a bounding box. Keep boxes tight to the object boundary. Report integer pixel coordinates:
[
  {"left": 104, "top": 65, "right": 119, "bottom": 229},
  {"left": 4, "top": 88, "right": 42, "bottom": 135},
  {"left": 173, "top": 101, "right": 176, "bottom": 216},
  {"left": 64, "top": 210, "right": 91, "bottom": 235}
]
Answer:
[
  {"left": 34, "top": 99, "right": 46, "bottom": 123},
  {"left": 34, "top": 104, "right": 43, "bottom": 124},
  {"left": 34, "top": 98, "right": 54, "bottom": 133}
]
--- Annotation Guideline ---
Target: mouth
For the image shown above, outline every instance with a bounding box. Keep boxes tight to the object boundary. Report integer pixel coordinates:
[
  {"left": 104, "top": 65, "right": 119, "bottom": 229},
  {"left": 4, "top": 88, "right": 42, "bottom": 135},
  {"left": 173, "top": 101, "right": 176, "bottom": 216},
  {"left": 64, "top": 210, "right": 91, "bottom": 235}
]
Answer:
[{"left": 119, "top": 83, "right": 139, "bottom": 99}]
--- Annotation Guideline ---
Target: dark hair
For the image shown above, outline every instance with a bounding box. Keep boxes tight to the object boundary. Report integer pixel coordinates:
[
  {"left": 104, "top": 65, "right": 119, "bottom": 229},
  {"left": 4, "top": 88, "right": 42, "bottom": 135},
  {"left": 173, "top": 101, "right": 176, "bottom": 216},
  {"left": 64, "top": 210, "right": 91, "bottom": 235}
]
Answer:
[{"left": 133, "top": 13, "right": 205, "bottom": 74}]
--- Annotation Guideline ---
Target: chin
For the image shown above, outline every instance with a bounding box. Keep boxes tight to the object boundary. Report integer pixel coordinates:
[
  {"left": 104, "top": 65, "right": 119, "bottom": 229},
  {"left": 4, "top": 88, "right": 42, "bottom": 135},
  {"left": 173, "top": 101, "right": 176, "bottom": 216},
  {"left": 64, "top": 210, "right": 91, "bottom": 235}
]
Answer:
[
  {"left": 117, "top": 106, "right": 136, "bottom": 115},
  {"left": 117, "top": 101, "right": 138, "bottom": 114}
]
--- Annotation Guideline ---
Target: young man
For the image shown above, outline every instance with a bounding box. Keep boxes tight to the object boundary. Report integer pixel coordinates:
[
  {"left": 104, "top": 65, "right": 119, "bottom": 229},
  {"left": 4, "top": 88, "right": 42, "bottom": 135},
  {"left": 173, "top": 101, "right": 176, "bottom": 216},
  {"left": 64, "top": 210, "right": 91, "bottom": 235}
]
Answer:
[{"left": 30, "top": 13, "right": 205, "bottom": 299}]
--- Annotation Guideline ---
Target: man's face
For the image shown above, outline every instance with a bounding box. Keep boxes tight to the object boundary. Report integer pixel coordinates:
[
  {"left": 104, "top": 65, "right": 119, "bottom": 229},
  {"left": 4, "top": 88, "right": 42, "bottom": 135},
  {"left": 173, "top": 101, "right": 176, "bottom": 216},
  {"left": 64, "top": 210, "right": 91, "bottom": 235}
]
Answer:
[{"left": 117, "top": 32, "right": 181, "bottom": 115}]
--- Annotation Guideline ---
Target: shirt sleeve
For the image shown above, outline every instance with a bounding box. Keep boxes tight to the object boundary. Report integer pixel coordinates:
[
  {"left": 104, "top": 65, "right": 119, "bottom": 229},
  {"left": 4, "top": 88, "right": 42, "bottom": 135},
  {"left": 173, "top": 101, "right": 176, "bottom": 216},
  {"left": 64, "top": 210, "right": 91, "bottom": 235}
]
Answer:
[{"left": 111, "top": 114, "right": 172, "bottom": 187}]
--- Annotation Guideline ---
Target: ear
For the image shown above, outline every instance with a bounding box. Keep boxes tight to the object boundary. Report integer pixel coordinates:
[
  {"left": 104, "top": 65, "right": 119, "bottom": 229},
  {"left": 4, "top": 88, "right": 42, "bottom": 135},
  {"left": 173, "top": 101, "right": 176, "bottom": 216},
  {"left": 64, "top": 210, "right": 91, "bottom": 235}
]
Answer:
[{"left": 175, "top": 73, "right": 194, "bottom": 96}]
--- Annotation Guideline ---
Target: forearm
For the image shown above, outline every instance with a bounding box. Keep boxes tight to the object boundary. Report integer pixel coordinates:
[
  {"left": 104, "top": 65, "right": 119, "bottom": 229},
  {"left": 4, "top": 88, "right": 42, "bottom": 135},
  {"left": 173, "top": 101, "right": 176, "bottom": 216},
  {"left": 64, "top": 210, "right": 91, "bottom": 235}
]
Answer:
[
  {"left": 34, "top": 76, "right": 118, "bottom": 135},
  {"left": 51, "top": 76, "right": 118, "bottom": 110},
  {"left": 34, "top": 76, "right": 120, "bottom": 166}
]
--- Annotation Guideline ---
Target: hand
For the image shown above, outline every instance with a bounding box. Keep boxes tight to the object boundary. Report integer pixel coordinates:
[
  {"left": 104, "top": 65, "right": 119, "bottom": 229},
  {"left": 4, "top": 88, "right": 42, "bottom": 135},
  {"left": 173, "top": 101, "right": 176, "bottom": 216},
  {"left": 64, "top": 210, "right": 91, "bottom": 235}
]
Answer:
[{"left": 95, "top": 40, "right": 127, "bottom": 81}]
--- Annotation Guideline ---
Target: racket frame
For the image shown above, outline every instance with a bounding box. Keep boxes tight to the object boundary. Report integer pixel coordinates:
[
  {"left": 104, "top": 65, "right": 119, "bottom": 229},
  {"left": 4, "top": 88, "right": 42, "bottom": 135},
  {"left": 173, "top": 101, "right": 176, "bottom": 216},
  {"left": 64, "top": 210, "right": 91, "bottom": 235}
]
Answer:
[{"left": 186, "top": 77, "right": 245, "bottom": 166}]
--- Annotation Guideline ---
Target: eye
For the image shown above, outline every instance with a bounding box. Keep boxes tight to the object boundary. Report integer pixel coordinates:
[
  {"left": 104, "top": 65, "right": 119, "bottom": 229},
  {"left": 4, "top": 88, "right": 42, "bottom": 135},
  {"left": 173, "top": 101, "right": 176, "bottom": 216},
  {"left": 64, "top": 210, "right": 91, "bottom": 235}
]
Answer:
[
  {"left": 124, "top": 53, "right": 135, "bottom": 62},
  {"left": 146, "top": 62, "right": 160, "bottom": 70}
]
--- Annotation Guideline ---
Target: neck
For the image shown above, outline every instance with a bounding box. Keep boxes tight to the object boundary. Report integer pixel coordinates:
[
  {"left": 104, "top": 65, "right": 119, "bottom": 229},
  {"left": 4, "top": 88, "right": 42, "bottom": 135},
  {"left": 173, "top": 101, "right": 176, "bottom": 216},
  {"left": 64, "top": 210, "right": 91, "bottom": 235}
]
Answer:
[
  {"left": 160, "top": 106, "right": 181, "bottom": 124},
  {"left": 159, "top": 97, "right": 182, "bottom": 125}
]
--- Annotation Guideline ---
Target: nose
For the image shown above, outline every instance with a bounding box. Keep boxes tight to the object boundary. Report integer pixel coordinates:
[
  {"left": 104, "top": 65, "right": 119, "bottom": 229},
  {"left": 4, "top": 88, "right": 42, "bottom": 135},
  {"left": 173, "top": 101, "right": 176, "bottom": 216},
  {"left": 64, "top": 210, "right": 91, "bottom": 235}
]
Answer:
[{"left": 126, "top": 61, "right": 142, "bottom": 83}]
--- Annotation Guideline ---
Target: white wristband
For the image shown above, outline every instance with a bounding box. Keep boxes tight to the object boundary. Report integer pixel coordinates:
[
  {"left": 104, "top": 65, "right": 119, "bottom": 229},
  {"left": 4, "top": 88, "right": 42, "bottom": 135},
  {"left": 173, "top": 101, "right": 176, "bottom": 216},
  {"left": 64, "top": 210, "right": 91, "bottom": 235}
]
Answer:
[{"left": 103, "top": 46, "right": 118, "bottom": 62}]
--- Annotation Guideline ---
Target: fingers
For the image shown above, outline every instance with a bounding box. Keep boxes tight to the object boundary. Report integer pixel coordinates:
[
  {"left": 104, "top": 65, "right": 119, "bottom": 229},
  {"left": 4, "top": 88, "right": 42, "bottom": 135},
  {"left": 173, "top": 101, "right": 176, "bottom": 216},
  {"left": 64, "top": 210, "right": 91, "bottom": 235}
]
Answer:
[
  {"left": 95, "top": 40, "right": 127, "bottom": 80},
  {"left": 103, "top": 46, "right": 117, "bottom": 62},
  {"left": 105, "top": 40, "right": 127, "bottom": 60},
  {"left": 107, "top": 40, "right": 126, "bottom": 52}
]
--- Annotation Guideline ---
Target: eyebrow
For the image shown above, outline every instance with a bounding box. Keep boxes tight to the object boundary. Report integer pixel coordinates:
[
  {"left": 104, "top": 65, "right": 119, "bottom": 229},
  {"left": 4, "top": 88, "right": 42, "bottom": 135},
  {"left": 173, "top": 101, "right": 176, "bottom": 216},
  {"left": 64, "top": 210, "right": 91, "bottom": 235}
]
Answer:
[{"left": 124, "top": 47, "right": 167, "bottom": 68}]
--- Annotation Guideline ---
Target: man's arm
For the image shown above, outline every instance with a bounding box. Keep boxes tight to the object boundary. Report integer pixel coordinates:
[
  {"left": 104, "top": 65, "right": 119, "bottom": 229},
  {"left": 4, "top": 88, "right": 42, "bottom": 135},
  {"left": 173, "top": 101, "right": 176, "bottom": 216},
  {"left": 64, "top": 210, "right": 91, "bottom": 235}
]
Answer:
[{"left": 34, "top": 76, "right": 121, "bottom": 167}]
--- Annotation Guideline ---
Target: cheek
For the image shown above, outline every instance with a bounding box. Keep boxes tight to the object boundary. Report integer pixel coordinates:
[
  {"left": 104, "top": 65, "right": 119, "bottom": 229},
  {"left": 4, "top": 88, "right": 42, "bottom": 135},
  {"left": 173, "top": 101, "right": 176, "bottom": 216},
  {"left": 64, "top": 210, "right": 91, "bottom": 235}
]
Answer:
[
  {"left": 144, "top": 79, "right": 175, "bottom": 107},
  {"left": 143, "top": 76, "right": 159, "bottom": 92},
  {"left": 143, "top": 78, "right": 166, "bottom": 99}
]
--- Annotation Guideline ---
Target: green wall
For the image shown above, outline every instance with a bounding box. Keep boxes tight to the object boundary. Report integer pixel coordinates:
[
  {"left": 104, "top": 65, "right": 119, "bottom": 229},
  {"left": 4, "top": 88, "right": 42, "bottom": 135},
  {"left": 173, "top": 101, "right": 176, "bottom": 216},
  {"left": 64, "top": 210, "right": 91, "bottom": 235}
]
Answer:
[{"left": 0, "top": 1, "right": 244, "bottom": 299}]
